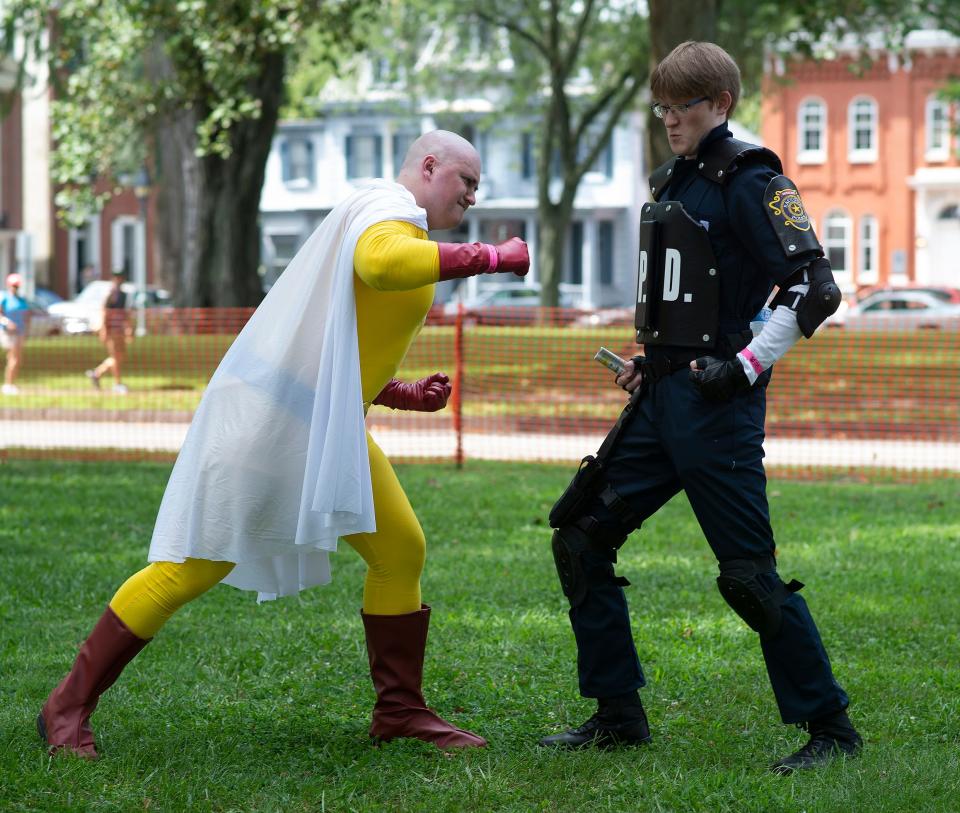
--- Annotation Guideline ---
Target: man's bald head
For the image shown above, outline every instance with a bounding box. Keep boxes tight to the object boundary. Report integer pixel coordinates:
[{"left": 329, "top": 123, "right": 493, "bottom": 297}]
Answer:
[
  {"left": 397, "top": 130, "right": 482, "bottom": 231},
  {"left": 398, "top": 130, "right": 478, "bottom": 175}
]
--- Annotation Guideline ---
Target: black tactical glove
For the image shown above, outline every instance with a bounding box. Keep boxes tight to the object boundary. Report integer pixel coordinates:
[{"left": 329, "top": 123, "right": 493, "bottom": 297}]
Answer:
[{"left": 689, "top": 355, "right": 751, "bottom": 402}]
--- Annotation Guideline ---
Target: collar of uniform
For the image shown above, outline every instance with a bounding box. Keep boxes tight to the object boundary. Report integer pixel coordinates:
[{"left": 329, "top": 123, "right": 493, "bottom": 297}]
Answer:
[
  {"left": 692, "top": 122, "right": 731, "bottom": 161},
  {"left": 649, "top": 122, "right": 732, "bottom": 199}
]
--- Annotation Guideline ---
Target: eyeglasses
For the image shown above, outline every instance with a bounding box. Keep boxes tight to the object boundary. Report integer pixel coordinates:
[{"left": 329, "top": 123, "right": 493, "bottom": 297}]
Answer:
[{"left": 651, "top": 97, "right": 709, "bottom": 119}]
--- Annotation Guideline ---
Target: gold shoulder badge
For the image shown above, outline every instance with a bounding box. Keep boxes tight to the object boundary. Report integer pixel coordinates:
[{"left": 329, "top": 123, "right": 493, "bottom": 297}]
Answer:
[{"left": 767, "top": 188, "right": 810, "bottom": 232}]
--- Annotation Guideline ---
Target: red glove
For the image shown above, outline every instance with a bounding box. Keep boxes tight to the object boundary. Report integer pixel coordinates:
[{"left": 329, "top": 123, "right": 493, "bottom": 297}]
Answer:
[
  {"left": 437, "top": 237, "right": 530, "bottom": 281},
  {"left": 372, "top": 373, "right": 451, "bottom": 412}
]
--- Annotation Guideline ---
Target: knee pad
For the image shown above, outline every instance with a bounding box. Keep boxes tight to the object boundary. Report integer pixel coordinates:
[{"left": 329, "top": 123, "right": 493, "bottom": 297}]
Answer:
[
  {"left": 552, "top": 522, "right": 629, "bottom": 608},
  {"left": 716, "top": 557, "right": 803, "bottom": 641}
]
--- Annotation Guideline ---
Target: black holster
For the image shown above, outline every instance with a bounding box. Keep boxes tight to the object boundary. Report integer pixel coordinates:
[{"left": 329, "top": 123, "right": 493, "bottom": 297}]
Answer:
[
  {"left": 549, "top": 455, "right": 605, "bottom": 529},
  {"left": 548, "top": 382, "right": 646, "bottom": 530}
]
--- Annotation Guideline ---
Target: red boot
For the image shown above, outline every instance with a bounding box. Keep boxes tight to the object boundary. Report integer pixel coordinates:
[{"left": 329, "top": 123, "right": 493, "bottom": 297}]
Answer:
[
  {"left": 361, "top": 604, "right": 486, "bottom": 749},
  {"left": 37, "top": 606, "right": 150, "bottom": 759}
]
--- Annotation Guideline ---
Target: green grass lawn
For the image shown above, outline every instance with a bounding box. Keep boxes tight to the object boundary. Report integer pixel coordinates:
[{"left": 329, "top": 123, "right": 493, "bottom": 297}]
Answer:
[{"left": 1, "top": 460, "right": 958, "bottom": 812}]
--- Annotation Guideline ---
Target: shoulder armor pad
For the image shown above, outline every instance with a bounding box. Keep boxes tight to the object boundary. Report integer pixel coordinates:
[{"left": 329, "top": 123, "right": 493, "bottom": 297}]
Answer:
[
  {"left": 763, "top": 175, "right": 822, "bottom": 258},
  {"left": 697, "top": 138, "right": 783, "bottom": 185},
  {"left": 648, "top": 158, "right": 677, "bottom": 201}
]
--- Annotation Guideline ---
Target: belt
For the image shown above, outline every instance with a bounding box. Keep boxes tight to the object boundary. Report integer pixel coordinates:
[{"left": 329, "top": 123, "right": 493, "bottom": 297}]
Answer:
[
  {"left": 637, "top": 355, "right": 689, "bottom": 384},
  {"left": 641, "top": 330, "right": 753, "bottom": 383}
]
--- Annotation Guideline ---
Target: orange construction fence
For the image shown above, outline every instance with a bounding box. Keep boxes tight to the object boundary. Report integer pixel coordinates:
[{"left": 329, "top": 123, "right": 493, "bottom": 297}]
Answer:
[{"left": 1, "top": 306, "right": 957, "bottom": 480}]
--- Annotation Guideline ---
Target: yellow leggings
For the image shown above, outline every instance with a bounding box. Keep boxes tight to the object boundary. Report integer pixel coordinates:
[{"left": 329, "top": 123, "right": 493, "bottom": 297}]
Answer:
[{"left": 110, "top": 434, "right": 426, "bottom": 639}]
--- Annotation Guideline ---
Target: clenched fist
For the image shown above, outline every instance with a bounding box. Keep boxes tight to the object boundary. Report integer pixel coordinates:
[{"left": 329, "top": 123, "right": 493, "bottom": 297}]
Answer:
[{"left": 372, "top": 373, "right": 452, "bottom": 412}]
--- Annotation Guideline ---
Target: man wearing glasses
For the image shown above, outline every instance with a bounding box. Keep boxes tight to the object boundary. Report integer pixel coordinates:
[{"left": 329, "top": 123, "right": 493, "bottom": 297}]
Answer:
[{"left": 540, "top": 41, "right": 860, "bottom": 774}]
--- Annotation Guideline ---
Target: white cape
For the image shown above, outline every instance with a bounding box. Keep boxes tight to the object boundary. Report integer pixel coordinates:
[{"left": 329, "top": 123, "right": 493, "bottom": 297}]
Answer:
[{"left": 148, "top": 181, "right": 428, "bottom": 600}]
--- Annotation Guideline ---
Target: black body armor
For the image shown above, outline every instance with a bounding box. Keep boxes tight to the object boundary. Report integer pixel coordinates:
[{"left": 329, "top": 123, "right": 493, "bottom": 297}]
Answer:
[
  {"left": 634, "top": 201, "right": 720, "bottom": 348},
  {"left": 636, "top": 138, "right": 784, "bottom": 349}
]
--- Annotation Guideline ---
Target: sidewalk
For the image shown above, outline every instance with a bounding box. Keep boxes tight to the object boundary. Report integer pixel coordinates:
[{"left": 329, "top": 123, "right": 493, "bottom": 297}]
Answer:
[{"left": 1, "top": 420, "right": 958, "bottom": 470}]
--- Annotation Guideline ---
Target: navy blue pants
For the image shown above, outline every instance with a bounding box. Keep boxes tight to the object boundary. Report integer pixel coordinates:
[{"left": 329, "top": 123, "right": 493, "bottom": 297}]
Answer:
[{"left": 567, "top": 369, "right": 849, "bottom": 724}]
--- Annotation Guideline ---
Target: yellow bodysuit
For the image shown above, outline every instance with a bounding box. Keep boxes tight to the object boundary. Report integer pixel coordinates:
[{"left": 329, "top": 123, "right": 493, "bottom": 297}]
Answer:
[{"left": 110, "top": 221, "right": 442, "bottom": 637}]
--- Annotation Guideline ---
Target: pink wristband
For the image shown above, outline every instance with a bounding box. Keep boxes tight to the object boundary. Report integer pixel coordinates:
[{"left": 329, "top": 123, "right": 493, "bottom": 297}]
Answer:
[
  {"left": 741, "top": 348, "right": 764, "bottom": 376},
  {"left": 485, "top": 244, "right": 499, "bottom": 272}
]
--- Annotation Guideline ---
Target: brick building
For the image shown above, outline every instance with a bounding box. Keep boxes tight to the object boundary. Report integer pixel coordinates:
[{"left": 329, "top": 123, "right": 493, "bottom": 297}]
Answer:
[
  {"left": 761, "top": 30, "right": 960, "bottom": 293},
  {"left": 0, "top": 44, "right": 151, "bottom": 299}
]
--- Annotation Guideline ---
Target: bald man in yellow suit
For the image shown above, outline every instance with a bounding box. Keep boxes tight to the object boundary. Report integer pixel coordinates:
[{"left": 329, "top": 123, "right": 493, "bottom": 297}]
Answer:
[{"left": 39, "top": 131, "right": 530, "bottom": 758}]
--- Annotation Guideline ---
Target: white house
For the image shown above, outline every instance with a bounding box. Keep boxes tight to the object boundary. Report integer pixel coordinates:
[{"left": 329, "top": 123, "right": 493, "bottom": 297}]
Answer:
[{"left": 259, "top": 99, "right": 647, "bottom": 308}]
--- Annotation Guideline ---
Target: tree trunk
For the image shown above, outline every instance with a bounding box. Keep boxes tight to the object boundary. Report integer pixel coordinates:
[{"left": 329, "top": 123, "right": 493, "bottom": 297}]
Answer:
[
  {"left": 537, "top": 209, "right": 562, "bottom": 309},
  {"left": 194, "top": 52, "right": 284, "bottom": 307},
  {"left": 153, "top": 106, "right": 202, "bottom": 304},
  {"left": 646, "top": 0, "right": 718, "bottom": 172},
  {"left": 152, "top": 51, "right": 285, "bottom": 307},
  {"left": 537, "top": 197, "right": 575, "bottom": 309},
  {"left": 146, "top": 40, "right": 195, "bottom": 304}
]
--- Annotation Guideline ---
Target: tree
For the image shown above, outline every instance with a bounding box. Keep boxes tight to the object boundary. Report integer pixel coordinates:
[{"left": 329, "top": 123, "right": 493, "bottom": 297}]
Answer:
[
  {"left": 499, "top": 3, "right": 648, "bottom": 307},
  {"left": 374, "top": 0, "right": 919, "bottom": 308},
  {"left": 2, "top": 0, "right": 376, "bottom": 306},
  {"left": 643, "top": 0, "right": 960, "bottom": 170},
  {"left": 645, "top": 0, "right": 716, "bottom": 172},
  {"left": 364, "top": 1, "right": 648, "bottom": 307}
]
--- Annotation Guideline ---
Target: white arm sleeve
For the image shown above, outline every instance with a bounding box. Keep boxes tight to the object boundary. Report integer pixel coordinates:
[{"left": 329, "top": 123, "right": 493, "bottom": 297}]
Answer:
[{"left": 737, "top": 298, "right": 805, "bottom": 384}]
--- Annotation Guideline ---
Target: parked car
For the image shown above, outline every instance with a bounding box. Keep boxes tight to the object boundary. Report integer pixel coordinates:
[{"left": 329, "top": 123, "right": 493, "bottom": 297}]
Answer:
[
  {"left": 573, "top": 306, "right": 635, "bottom": 327},
  {"left": 32, "top": 286, "right": 65, "bottom": 310},
  {"left": 831, "top": 289, "right": 960, "bottom": 330},
  {"left": 855, "top": 284, "right": 960, "bottom": 304},
  {"left": 47, "top": 280, "right": 171, "bottom": 334},
  {"left": 16, "top": 298, "right": 65, "bottom": 337},
  {"left": 439, "top": 284, "right": 583, "bottom": 325}
]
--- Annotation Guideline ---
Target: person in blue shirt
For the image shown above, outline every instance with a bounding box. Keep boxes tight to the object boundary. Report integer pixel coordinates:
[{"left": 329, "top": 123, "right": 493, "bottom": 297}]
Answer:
[
  {"left": 539, "top": 41, "right": 860, "bottom": 774},
  {"left": 1, "top": 273, "right": 30, "bottom": 395}
]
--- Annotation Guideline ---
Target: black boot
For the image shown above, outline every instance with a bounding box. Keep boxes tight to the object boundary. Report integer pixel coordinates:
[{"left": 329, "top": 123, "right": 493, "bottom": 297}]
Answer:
[
  {"left": 539, "top": 691, "right": 652, "bottom": 749},
  {"left": 770, "top": 709, "right": 862, "bottom": 775}
]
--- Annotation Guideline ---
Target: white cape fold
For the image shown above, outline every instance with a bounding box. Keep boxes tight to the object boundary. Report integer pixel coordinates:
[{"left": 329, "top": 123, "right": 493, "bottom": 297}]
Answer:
[{"left": 148, "top": 181, "right": 428, "bottom": 601}]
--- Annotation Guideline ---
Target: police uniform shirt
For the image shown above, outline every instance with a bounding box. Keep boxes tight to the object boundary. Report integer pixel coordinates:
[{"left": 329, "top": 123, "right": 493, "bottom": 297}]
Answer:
[{"left": 653, "top": 123, "right": 817, "bottom": 354}]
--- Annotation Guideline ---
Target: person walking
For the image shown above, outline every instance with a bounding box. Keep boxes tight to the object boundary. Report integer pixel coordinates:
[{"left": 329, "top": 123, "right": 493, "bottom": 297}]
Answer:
[
  {"left": 86, "top": 269, "right": 132, "bottom": 394},
  {"left": 1, "top": 273, "right": 30, "bottom": 395}
]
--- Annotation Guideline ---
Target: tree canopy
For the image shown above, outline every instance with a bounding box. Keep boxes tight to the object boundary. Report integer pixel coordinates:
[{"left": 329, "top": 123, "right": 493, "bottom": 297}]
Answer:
[
  {"left": 352, "top": 0, "right": 648, "bottom": 306},
  {"left": 6, "top": 0, "right": 960, "bottom": 304},
  {"left": 2, "top": 0, "right": 376, "bottom": 304}
]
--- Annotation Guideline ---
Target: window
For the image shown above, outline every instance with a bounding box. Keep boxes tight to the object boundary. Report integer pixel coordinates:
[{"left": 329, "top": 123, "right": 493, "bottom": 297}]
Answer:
[
  {"left": 281, "top": 137, "right": 315, "bottom": 187},
  {"left": 74, "top": 230, "right": 90, "bottom": 271},
  {"left": 433, "top": 115, "right": 476, "bottom": 147},
  {"left": 567, "top": 221, "right": 583, "bottom": 285},
  {"left": 346, "top": 132, "right": 383, "bottom": 179},
  {"left": 797, "top": 98, "right": 826, "bottom": 164},
  {"left": 823, "top": 211, "right": 852, "bottom": 286},
  {"left": 858, "top": 215, "right": 878, "bottom": 285},
  {"left": 110, "top": 217, "right": 139, "bottom": 278},
  {"left": 69, "top": 219, "right": 99, "bottom": 295},
  {"left": 544, "top": 132, "right": 615, "bottom": 181},
  {"left": 371, "top": 56, "right": 397, "bottom": 85},
  {"left": 479, "top": 219, "right": 526, "bottom": 244},
  {"left": 264, "top": 233, "right": 302, "bottom": 281},
  {"left": 391, "top": 130, "right": 419, "bottom": 178},
  {"left": 598, "top": 221, "right": 614, "bottom": 285},
  {"left": 579, "top": 130, "right": 614, "bottom": 178},
  {"left": 926, "top": 97, "right": 950, "bottom": 161},
  {"left": 848, "top": 97, "right": 878, "bottom": 162},
  {"left": 456, "top": 16, "right": 493, "bottom": 60},
  {"left": 521, "top": 132, "right": 535, "bottom": 180},
  {"left": 268, "top": 234, "right": 302, "bottom": 265}
]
